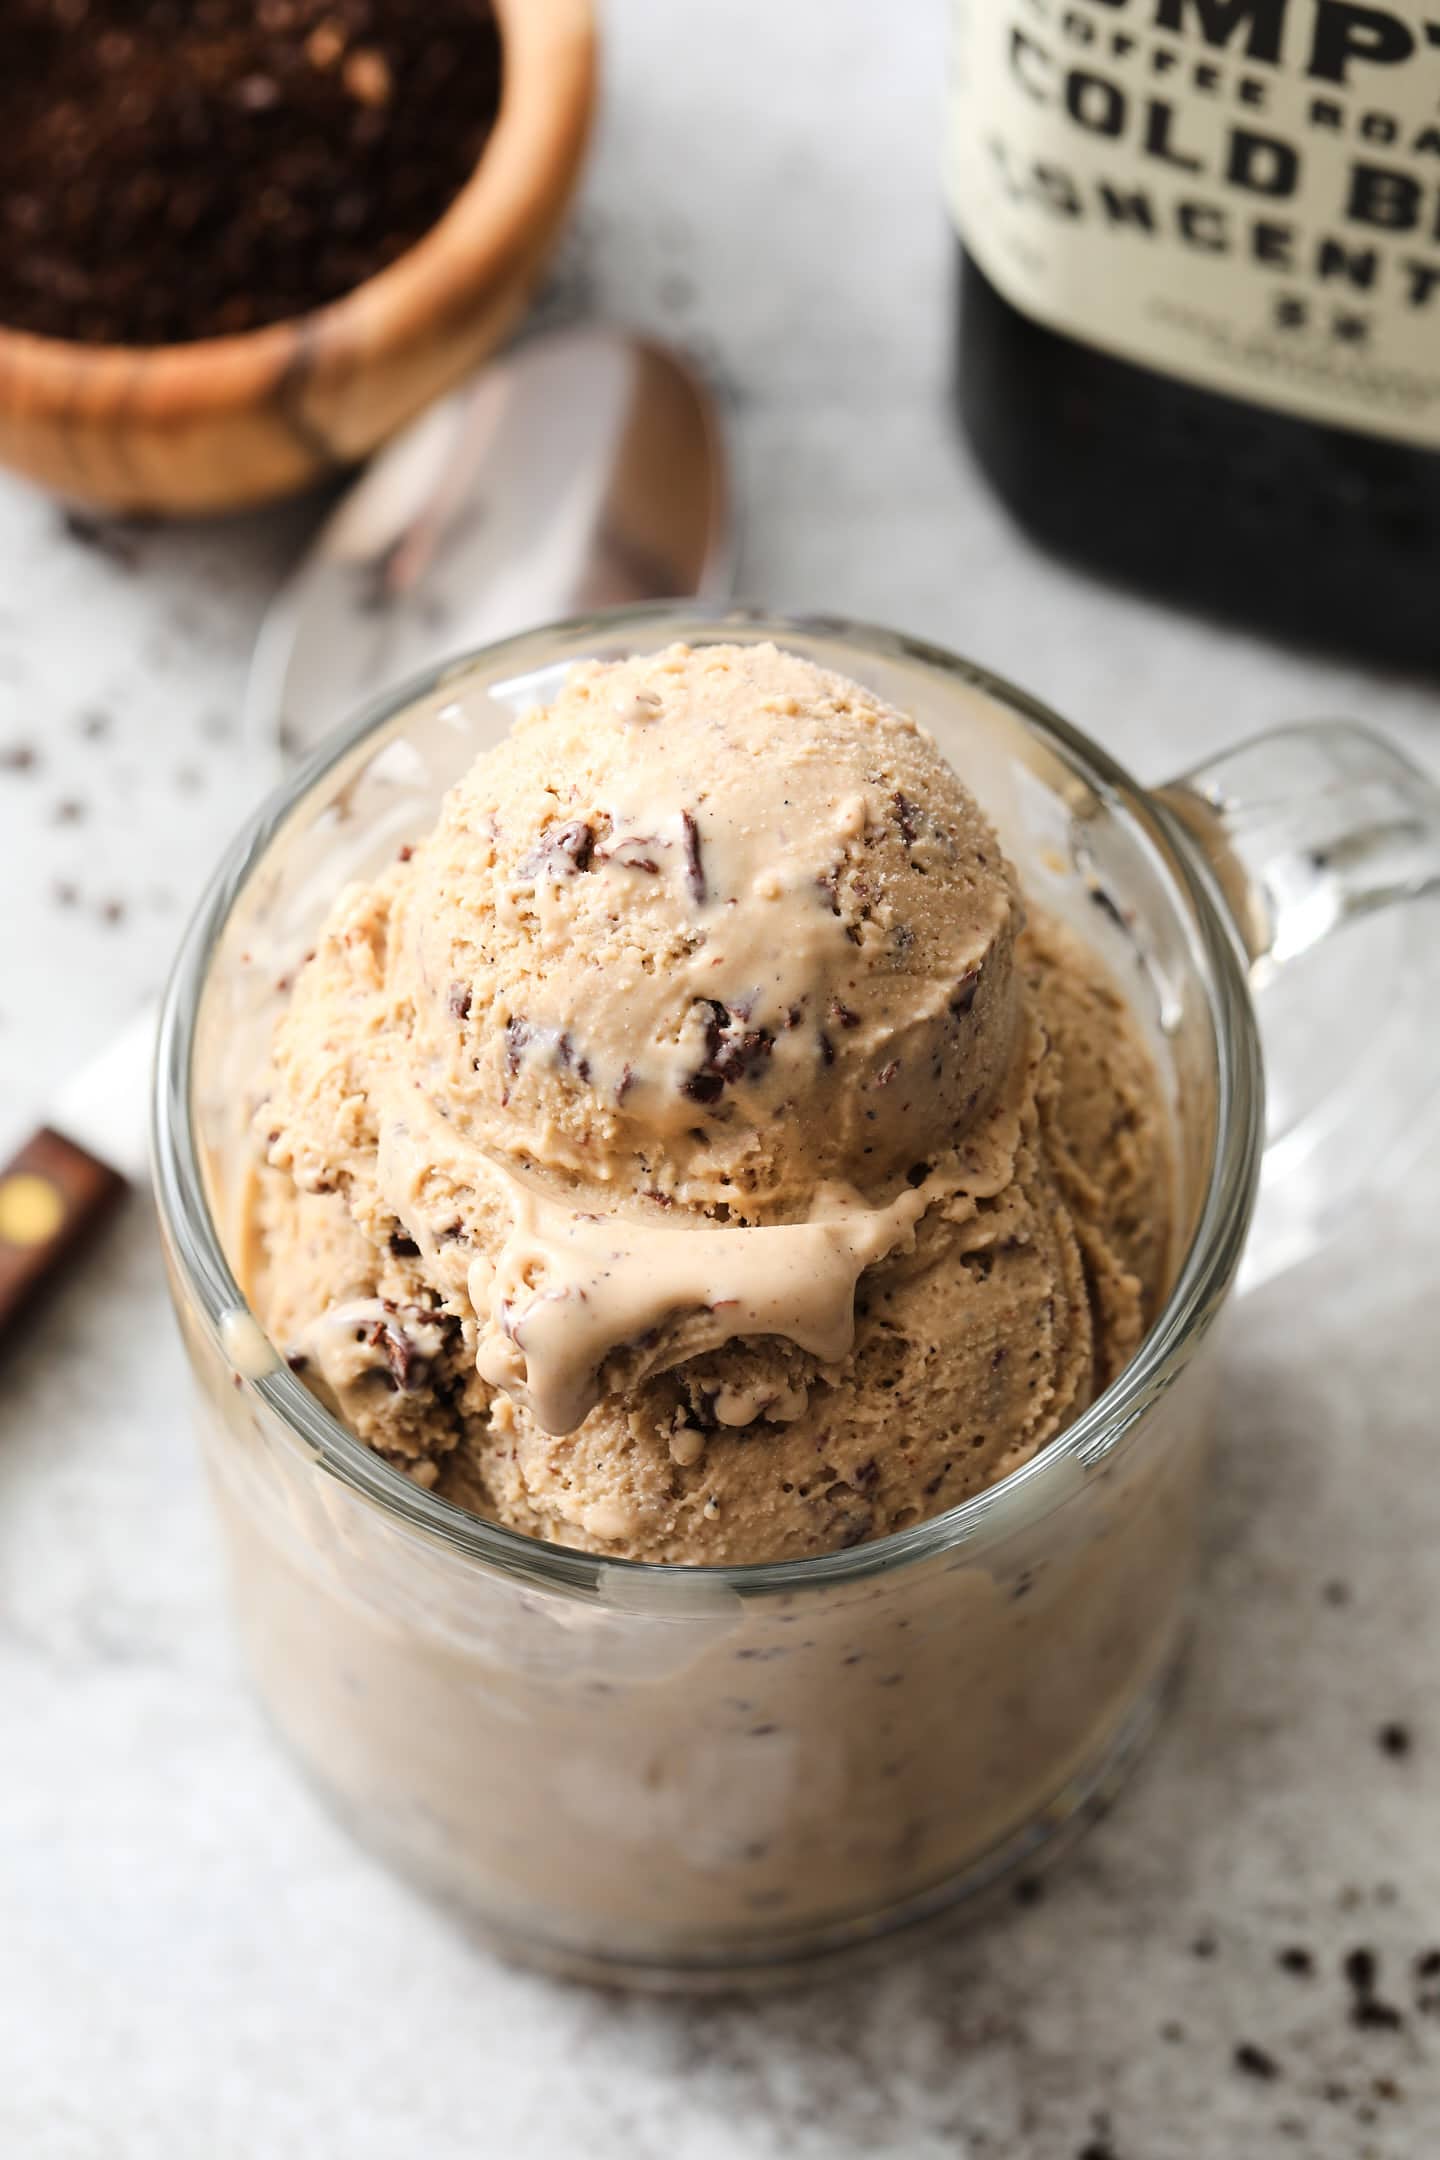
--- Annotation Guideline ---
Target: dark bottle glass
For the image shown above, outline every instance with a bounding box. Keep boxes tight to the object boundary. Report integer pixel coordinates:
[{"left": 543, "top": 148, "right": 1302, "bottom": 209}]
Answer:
[{"left": 956, "top": 245, "right": 1440, "bottom": 669}]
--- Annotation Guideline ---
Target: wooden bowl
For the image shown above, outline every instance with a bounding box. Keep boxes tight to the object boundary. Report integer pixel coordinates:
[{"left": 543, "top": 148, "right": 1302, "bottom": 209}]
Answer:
[{"left": 0, "top": 0, "right": 596, "bottom": 516}]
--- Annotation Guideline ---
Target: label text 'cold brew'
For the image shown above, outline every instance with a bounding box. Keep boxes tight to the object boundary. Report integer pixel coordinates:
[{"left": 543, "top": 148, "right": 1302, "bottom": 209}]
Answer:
[{"left": 946, "top": 0, "right": 1440, "bottom": 447}]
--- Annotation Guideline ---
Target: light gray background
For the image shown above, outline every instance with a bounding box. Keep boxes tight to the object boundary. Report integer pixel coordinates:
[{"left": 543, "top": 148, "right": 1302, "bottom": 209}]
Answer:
[{"left": 1, "top": 5, "right": 1437, "bottom": 2154}]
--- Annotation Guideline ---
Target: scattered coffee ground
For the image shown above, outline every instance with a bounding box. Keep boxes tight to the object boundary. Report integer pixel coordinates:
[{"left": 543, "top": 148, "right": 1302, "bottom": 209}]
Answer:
[
  {"left": 1234, "top": 2042, "right": 1281, "bottom": 2081},
  {"left": 1344, "top": 1946, "right": 1407, "bottom": 2032},
  {"left": 1277, "top": 1946, "right": 1315, "bottom": 1978},
  {"left": 1377, "top": 1721, "right": 1413, "bottom": 1758},
  {"left": 0, "top": 0, "right": 503, "bottom": 345}
]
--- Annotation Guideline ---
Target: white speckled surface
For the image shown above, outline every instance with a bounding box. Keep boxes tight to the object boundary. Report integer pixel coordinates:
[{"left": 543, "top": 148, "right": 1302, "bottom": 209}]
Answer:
[{"left": 2, "top": 6, "right": 1439, "bottom": 2154}]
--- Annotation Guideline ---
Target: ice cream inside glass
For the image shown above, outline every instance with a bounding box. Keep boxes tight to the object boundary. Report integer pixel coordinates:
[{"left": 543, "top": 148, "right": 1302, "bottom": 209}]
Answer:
[
  {"left": 251, "top": 641, "right": 1173, "bottom": 1561},
  {"left": 157, "top": 612, "right": 1440, "bottom": 1984}
]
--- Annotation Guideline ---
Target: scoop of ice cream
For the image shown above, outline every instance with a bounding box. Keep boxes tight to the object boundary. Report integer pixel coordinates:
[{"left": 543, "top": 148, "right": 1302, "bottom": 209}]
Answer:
[
  {"left": 394, "top": 641, "right": 1022, "bottom": 1217},
  {"left": 251, "top": 642, "right": 1174, "bottom": 1561},
  {"left": 454, "top": 923, "right": 1170, "bottom": 1561}
]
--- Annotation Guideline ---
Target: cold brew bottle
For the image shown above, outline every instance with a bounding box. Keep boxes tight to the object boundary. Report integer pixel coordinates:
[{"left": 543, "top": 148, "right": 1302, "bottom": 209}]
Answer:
[{"left": 948, "top": 0, "right": 1440, "bottom": 664}]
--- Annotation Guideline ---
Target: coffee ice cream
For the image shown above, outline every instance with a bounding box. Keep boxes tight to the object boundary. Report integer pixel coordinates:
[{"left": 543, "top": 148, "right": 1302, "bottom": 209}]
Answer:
[{"left": 249, "top": 642, "right": 1172, "bottom": 1563}]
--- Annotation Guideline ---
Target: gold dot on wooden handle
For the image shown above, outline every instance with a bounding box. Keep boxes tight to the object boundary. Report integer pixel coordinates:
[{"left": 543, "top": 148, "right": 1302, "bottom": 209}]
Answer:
[{"left": 0, "top": 1173, "right": 66, "bottom": 1247}]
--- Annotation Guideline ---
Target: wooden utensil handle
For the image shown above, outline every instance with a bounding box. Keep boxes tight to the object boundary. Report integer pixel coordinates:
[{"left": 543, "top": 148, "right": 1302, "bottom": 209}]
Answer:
[{"left": 0, "top": 1128, "right": 128, "bottom": 1344}]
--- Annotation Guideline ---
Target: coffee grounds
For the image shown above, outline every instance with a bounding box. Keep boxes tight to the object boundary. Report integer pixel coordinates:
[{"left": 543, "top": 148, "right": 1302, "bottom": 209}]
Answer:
[{"left": 0, "top": 0, "right": 503, "bottom": 346}]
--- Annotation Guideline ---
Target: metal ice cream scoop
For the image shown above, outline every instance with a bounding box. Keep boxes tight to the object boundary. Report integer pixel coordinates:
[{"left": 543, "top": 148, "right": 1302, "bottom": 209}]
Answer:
[{"left": 248, "top": 322, "right": 732, "bottom": 766}]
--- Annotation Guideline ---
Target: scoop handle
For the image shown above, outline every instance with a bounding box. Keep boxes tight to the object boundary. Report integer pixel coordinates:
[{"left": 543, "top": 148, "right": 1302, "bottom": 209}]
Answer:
[
  {"left": 0, "top": 1127, "right": 128, "bottom": 1346},
  {"left": 1156, "top": 722, "right": 1440, "bottom": 1291}
]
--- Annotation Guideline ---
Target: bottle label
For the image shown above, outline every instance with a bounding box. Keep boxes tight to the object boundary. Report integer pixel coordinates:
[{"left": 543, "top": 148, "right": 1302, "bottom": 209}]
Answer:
[{"left": 946, "top": 0, "right": 1440, "bottom": 449}]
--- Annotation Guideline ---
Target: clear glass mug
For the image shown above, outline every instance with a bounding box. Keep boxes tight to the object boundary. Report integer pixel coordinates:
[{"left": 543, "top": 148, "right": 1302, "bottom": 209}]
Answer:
[{"left": 152, "top": 609, "right": 1440, "bottom": 1987}]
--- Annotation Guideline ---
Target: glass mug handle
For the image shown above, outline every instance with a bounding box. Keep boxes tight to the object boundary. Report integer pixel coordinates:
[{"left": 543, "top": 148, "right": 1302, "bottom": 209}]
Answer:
[{"left": 1155, "top": 723, "right": 1440, "bottom": 1291}]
